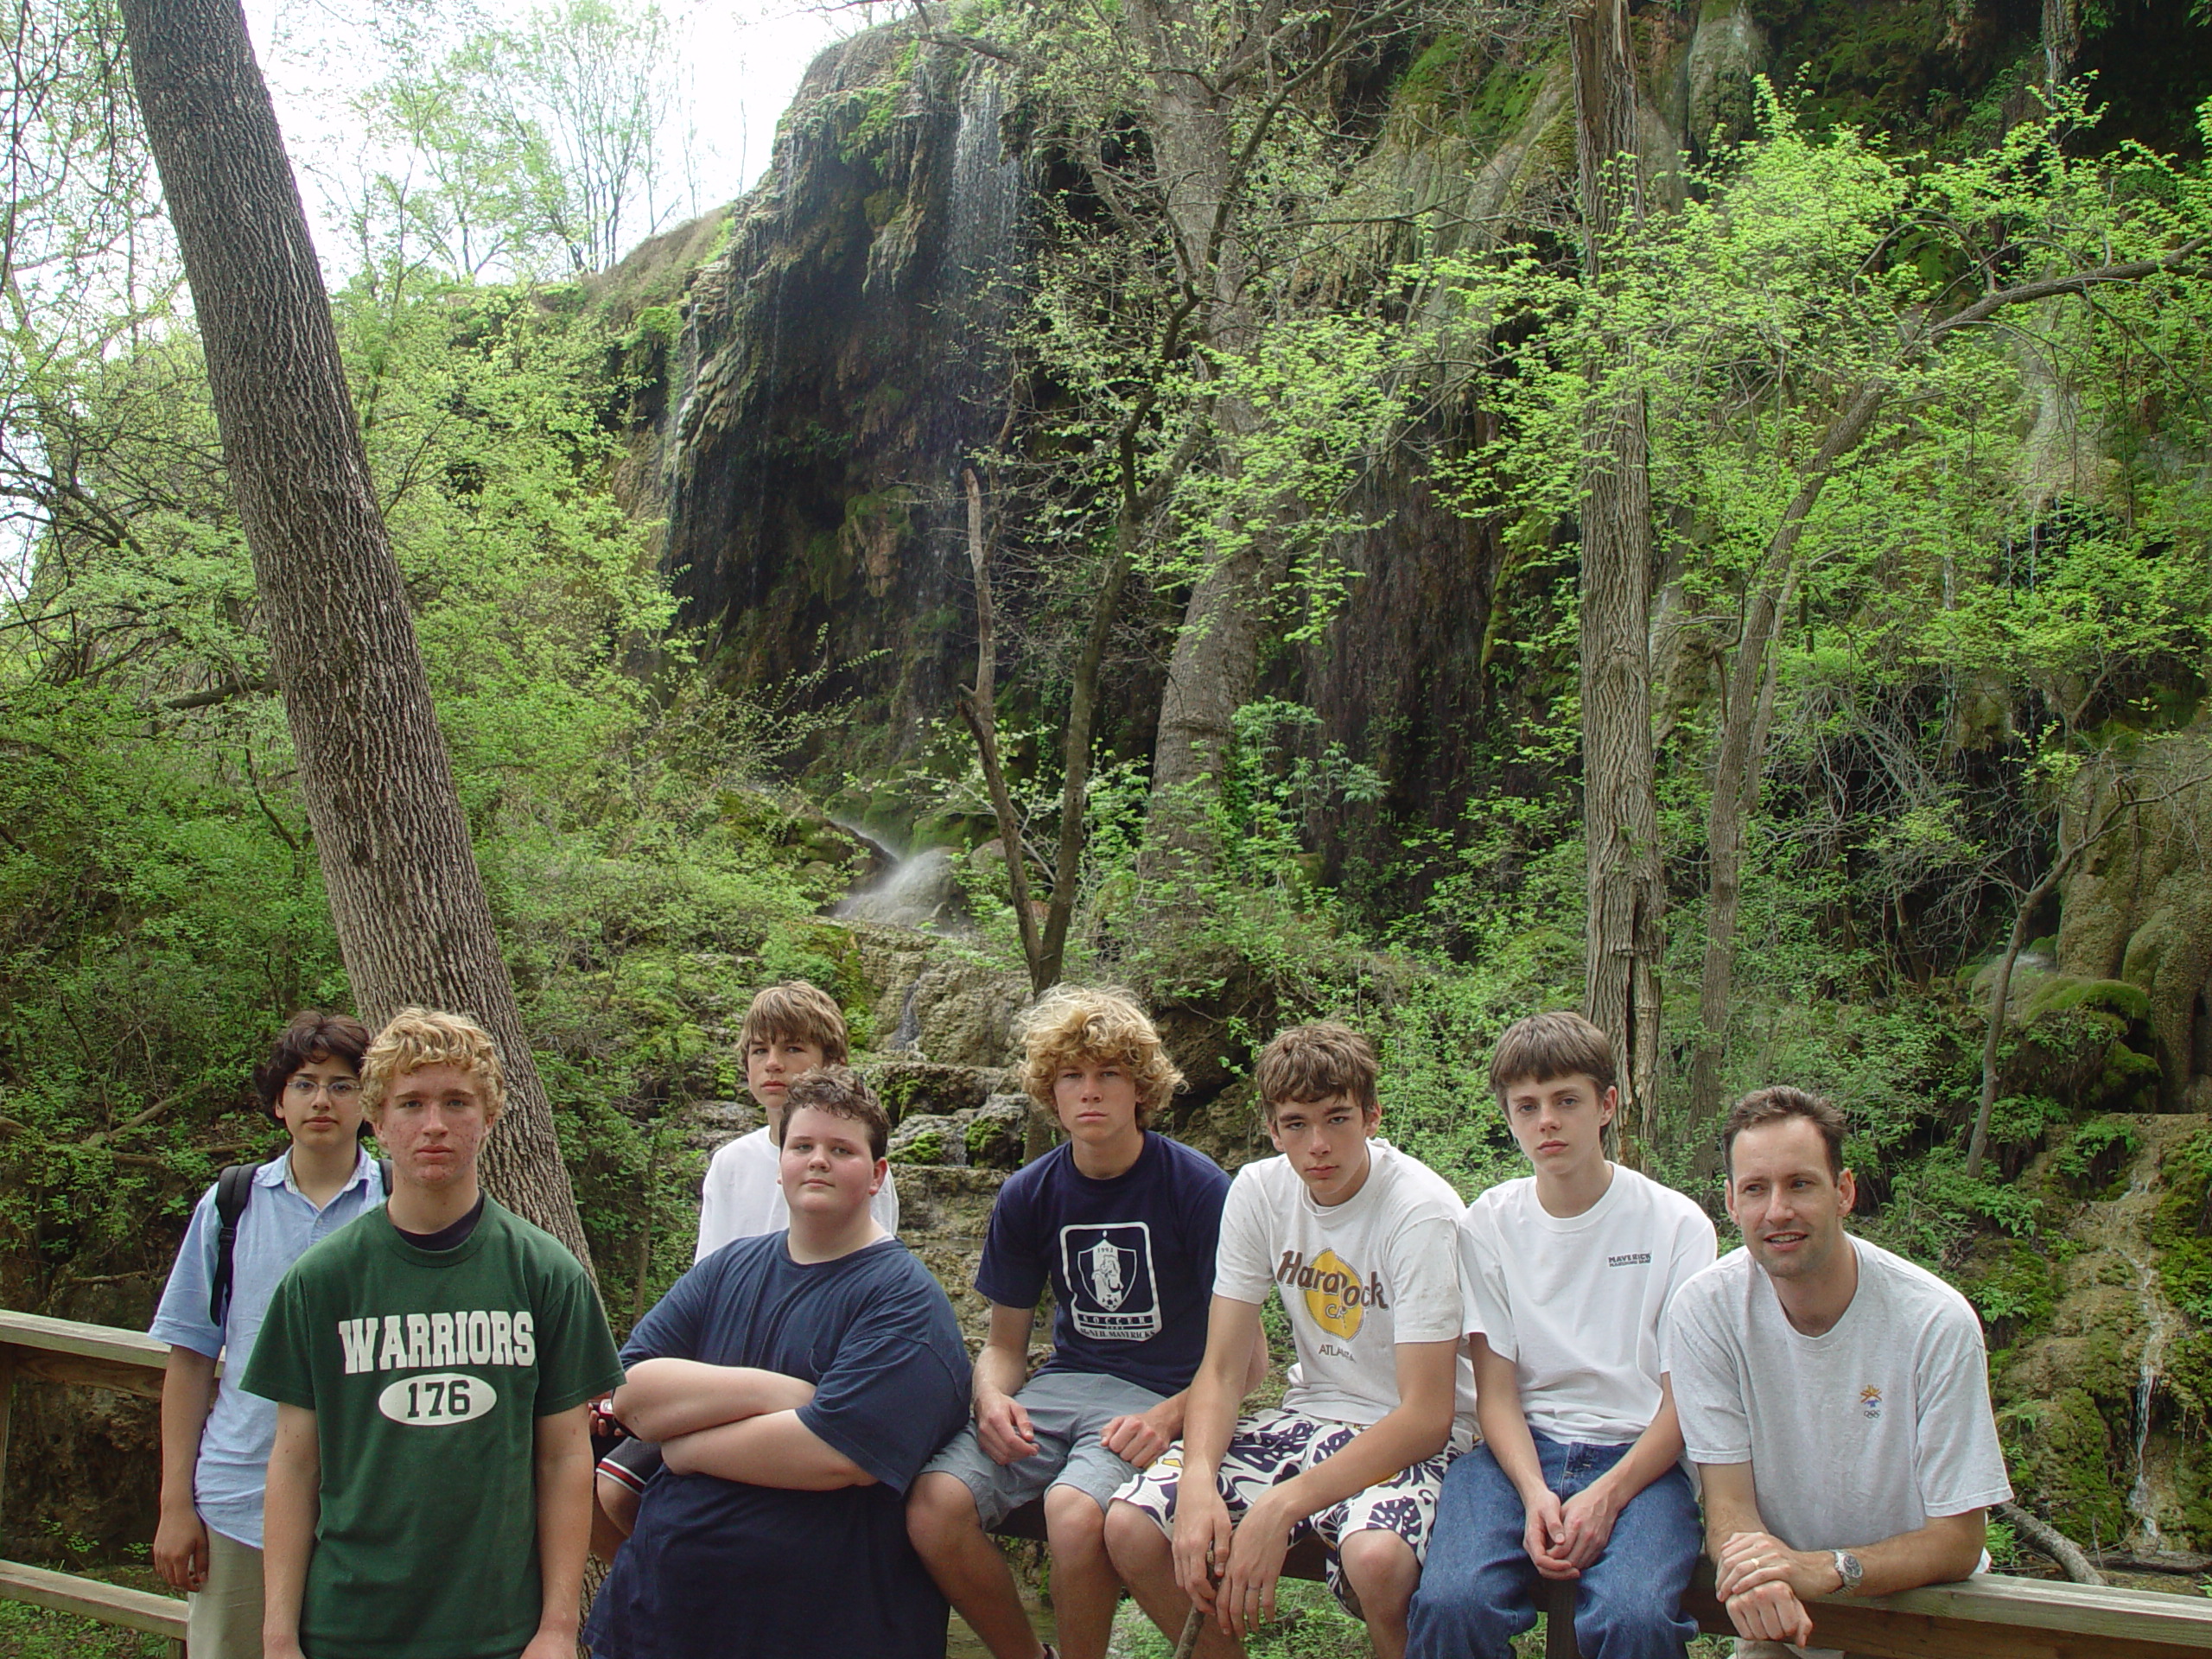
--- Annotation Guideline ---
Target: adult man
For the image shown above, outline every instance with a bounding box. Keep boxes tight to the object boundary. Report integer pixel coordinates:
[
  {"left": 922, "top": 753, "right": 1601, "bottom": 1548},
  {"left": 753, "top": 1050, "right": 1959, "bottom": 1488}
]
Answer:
[
  {"left": 244, "top": 1008, "right": 624, "bottom": 1659},
  {"left": 906, "top": 987, "right": 1239, "bottom": 1659},
  {"left": 150, "top": 1012, "right": 388, "bottom": 1659},
  {"left": 584, "top": 1066, "right": 972, "bottom": 1659},
  {"left": 1666, "top": 1087, "right": 2013, "bottom": 1658},
  {"left": 1106, "top": 1022, "right": 1472, "bottom": 1659}
]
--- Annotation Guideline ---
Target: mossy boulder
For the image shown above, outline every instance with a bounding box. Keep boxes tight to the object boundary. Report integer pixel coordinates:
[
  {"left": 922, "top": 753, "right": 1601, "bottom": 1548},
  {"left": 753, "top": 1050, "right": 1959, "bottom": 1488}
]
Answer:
[
  {"left": 1992, "top": 975, "right": 2160, "bottom": 1116},
  {"left": 2056, "top": 760, "right": 2212, "bottom": 1111},
  {"left": 963, "top": 1094, "right": 1030, "bottom": 1170},
  {"left": 861, "top": 1059, "right": 1005, "bottom": 1123},
  {"left": 887, "top": 1112, "right": 966, "bottom": 1166},
  {"left": 1959, "top": 1236, "right": 2063, "bottom": 1355},
  {"left": 1996, "top": 1386, "right": 2130, "bottom": 1547}
]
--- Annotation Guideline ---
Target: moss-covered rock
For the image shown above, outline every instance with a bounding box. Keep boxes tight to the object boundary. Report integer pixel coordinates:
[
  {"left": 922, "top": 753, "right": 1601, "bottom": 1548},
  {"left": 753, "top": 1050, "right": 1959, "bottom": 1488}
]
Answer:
[
  {"left": 861, "top": 1058, "right": 1005, "bottom": 1123},
  {"left": 1996, "top": 1386, "right": 2130, "bottom": 1547},
  {"left": 1960, "top": 1236, "right": 2063, "bottom": 1356},
  {"left": 887, "top": 1113, "right": 963, "bottom": 1166}
]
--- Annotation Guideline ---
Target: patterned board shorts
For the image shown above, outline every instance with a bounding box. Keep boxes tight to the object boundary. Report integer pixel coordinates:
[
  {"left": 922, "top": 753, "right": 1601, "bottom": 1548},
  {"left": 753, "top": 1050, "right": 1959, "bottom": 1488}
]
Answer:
[{"left": 1111, "top": 1407, "right": 1458, "bottom": 1613}]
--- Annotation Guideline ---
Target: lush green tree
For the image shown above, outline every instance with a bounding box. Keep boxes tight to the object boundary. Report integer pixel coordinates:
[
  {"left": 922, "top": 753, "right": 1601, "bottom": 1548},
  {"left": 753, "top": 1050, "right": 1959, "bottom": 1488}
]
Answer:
[
  {"left": 1434, "top": 84, "right": 2212, "bottom": 1152},
  {"left": 343, "top": 0, "right": 690, "bottom": 281}
]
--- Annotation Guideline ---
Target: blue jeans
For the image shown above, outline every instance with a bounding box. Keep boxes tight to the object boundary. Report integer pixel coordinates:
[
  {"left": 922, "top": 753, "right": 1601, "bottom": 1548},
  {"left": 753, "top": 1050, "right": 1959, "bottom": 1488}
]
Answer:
[{"left": 1406, "top": 1433, "right": 1700, "bottom": 1659}]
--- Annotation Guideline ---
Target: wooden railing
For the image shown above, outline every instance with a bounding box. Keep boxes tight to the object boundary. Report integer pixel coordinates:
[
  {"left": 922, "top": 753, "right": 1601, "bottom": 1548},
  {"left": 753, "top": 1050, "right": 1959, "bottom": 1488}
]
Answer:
[
  {"left": 1001, "top": 1501, "right": 2212, "bottom": 1658},
  {"left": 0, "top": 1310, "right": 187, "bottom": 1657}
]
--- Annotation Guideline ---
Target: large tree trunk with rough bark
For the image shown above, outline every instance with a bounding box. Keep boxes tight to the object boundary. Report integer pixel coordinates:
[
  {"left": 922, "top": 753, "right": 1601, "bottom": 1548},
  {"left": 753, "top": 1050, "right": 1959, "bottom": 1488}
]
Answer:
[
  {"left": 120, "top": 0, "right": 594, "bottom": 1265},
  {"left": 1571, "top": 0, "right": 1664, "bottom": 1143}
]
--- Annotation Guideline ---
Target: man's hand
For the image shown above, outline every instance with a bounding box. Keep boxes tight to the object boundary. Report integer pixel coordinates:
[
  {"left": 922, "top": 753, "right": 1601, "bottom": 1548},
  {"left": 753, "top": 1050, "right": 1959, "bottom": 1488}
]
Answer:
[
  {"left": 518, "top": 1628, "right": 580, "bottom": 1659},
  {"left": 1216, "top": 1488, "right": 1295, "bottom": 1638},
  {"left": 1099, "top": 1401, "right": 1177, "bottom": 1470},
  {"left": 1715, "top": 1529, "right": 1837, "bottom": 1600},
  {"left": 1170, "top": 1482, "right": 1235, "bottom": 1618},
  {"left": 153, "top": 1503, "right": 208, "bottom": 1592},
  {"left": 975, "top": 1387, "right": 1039, "bottom": 1465},
  {"left": 261, "top": 1637, "right": 307, "bottom": 1659},
  {"left": 1725, "top": 1580, "right": 1816, "bottom": 1646},
  {"left": 1557, "top": 1478, "right": 1625, "bottom": 1570},
  {"left": 1716, "top": 1529, "right": 1822, "bottom": 1646}
]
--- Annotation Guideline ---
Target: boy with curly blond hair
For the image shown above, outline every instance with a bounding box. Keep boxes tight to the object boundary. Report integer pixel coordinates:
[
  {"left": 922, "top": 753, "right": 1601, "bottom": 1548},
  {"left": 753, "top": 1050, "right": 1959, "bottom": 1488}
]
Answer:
[
  {"left": 244, "top": 1009, "right": 623, "bottom": 1659},
  {"left": 907, "top": 987, "right": 1242, "bottom": 1659}
]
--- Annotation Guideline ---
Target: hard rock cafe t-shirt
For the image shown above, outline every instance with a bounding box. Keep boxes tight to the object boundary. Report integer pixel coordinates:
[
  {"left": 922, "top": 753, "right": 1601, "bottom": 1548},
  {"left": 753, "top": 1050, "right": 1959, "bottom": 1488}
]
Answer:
[{"left": 1213, "top": 1138, "right": 1475, "bottom": 1439}]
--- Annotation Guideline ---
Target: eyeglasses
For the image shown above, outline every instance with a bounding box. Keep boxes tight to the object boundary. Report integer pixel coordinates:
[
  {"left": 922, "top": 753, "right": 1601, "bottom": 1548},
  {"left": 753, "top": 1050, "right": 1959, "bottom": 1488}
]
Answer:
[{"left": 286, "top": 1077, "right": 362, "bottom": 1101}]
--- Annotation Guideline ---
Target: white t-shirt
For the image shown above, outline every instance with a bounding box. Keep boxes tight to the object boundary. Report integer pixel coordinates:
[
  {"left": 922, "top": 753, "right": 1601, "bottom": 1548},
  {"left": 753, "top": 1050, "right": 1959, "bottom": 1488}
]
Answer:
[
  {"left": 1215, "top": 1138, "right": 1476, "bottom": 1439},
  {"left": 1461, "top": 1165, "right": 1716, "bottom": 1446},
  {"left": 1664, "top": 1236, "right": 2013, "bottom": 1552},
  {"left": 695, "top": 1125, "right": 902, "bottom": 1261}
]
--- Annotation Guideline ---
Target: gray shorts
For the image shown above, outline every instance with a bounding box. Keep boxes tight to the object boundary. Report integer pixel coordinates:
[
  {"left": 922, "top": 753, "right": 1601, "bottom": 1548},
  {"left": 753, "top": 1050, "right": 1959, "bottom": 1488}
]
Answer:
[{"left": 922, "top": 1369, "right": 1171, "bottom": 1527}]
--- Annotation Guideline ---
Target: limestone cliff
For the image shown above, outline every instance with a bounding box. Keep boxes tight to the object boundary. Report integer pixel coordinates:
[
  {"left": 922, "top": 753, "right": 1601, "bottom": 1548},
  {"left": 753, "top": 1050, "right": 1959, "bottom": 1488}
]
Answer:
[{"left": 616, "top": 0, "right": 2164, "bottom": 850}]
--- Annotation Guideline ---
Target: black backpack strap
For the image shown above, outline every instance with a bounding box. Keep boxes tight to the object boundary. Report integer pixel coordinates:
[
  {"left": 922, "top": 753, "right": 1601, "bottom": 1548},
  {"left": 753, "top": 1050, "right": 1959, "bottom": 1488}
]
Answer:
[
  {"left": 208, "top": 1162, "right": 257, "bottom": 1329},
  {"left": 377, "top": 1158, "right": 394, "bottom": 1197}
]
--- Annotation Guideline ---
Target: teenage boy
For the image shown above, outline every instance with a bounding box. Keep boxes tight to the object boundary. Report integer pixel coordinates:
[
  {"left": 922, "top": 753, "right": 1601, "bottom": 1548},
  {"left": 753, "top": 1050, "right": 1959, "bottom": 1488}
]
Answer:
[
  {"left": 696, "top": 980, "right": 899, "bottom": 1255},
  {"left": 244, "top": 1008, "right": 624, "bottom": 1659},
  {"left": 1106, "top": 1022, "right": 1472, "bottom": 1659},
  {"left": 1407, "top": 1011, "right": 1716, "bottom": 1659},
  {"left": 583, "top": 1065, "right": 973, "bottom": 1659},
  {"left": 594, "top": 979, "right": 902, "bottom": 1552},
  {"left": 908, "top": 987, "right": 1243, "bottom": 1659},
  {"left": 150, "top": 1012, "right": 389, "bottom": 1659},
  {"left": 1666, "top": 1087, "right": 2012, "bottom": 1658}
]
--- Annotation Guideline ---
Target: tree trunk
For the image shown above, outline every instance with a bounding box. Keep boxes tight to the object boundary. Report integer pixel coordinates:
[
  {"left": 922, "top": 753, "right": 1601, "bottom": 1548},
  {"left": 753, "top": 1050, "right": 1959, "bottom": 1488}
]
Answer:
[
  {"left": 1570, "top": 0, "right": 1664, "bottom": 1145},
  {"left": 1039, "top": 529, "right": 1133, "bottom": 983},
  {"left": 1130, "top": 0, "right": 1275, "bottom": 874},
  {"left": 955, "top": 467, "right": 1048, "bottom": 989},
  {"left": 120, "top": 0, "right": 594, "bottom": 1265},
  {"left": 1683, "top": 561, "right": 1796, "bottom": 1156}
]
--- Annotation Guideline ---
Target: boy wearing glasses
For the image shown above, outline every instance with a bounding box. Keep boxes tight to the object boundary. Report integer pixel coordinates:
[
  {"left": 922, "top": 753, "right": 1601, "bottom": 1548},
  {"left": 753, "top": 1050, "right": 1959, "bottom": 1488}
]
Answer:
[{"left": 149, "top": 1011, "right": 391, "bottom": 1659}]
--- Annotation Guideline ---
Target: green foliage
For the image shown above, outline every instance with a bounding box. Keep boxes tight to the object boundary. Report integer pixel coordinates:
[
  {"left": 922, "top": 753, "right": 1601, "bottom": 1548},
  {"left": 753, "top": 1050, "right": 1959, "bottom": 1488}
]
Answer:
[
  {"left": 1879, "top": 1148, "right": 2044, "bottom": 1256},
  {"left": 1110, "top": 1579, "right": 1369, "bottom": 1659},
  {"left": 0, "top": 1599, "right": 169, "bottom": 1659},
  {"left": 1962, "top": 1236, "right": 2063, "bottom": 1349},
  {"left": 2152, "top": 1129, "right": 2212, "bottom": 1325},
  {"left": 0, "top": 253, "right": 836, "bottom": 1318},
  {"left": 2052, "top": 1115, "right": 2139, "bottom": 1196},
  {"left": 347, "top": 0, "right": 690, "bottom": 280}
]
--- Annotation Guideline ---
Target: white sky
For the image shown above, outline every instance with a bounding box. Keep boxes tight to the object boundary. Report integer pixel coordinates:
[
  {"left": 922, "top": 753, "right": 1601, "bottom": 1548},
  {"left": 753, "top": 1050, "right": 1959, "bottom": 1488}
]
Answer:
[{"left": 239, "top": 0, "right": 890, "bottom": 275}]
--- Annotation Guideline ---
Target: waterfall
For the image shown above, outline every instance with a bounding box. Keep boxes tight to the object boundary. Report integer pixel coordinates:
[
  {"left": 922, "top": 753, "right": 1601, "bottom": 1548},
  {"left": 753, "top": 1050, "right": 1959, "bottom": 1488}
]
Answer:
[
  {"left": 942, "top": 67, "right": 1024, "bottom": 308},
  {"left": 2081, "top": 1159, "right": 2177, "bottom": 1549},
  {"left": 2127, "top": 1246, "right": 2172, "bottom": 1550},
  {"left": 833, "top": 845, "right": 962, "bottom": 931}
]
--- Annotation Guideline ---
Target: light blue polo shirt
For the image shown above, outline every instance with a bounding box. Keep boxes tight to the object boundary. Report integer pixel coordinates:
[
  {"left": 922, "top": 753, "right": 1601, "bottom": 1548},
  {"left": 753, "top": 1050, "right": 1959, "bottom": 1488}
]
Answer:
[{"left": 149, "top": 1147, "right": 387, "bottom": 1548}]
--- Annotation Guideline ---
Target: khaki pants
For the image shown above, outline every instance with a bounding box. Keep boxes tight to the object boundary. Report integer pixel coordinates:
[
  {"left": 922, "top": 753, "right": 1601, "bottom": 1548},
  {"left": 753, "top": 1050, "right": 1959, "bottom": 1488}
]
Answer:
[
  {"left": 188, "top": 1525, "right": 264, "bottom": 1659},
  {"left": 1735, "top": 1643, "right": 1868, "bottom": 1659}
]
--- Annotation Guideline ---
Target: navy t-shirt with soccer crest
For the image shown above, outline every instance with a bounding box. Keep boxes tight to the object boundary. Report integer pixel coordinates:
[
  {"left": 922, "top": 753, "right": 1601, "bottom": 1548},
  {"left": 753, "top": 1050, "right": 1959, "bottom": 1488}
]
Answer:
[{"left": 975, "top": 1130, "right": 1229, "bottom": 1396}]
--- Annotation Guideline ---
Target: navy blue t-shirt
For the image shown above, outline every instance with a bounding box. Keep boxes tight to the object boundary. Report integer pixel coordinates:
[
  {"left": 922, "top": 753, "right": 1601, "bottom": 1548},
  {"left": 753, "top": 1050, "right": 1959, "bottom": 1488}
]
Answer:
[
  {"left": 583, "top": 1233, "right": 970, "bottom": 1659},
  {"left": 975, "top": 1130, "right": 1230, "bottom": 1396}
]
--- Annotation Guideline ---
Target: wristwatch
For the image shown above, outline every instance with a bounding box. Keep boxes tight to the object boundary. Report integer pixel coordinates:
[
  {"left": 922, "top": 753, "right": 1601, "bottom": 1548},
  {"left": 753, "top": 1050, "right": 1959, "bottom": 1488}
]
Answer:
[{"left": 1832, "top": 1549, "right": 1865, "bottom": 1594}]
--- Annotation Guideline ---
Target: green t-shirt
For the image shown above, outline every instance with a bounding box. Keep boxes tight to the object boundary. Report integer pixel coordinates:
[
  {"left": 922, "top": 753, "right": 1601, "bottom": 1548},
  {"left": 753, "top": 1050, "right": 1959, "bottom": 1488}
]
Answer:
[{"left": 242, "top": 1197, "right": 624, "bottom": 1659}]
